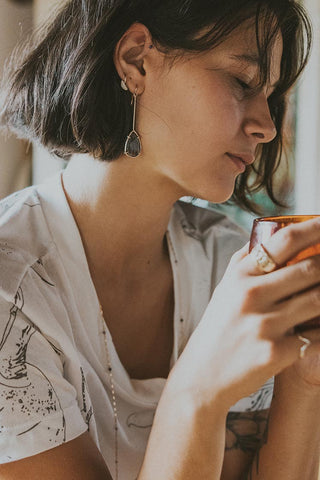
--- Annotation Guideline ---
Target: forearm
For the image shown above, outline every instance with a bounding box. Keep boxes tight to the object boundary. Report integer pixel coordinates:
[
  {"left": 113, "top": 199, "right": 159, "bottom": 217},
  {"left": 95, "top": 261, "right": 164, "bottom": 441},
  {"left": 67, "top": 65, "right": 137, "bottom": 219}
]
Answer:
[
  {"left": 138, "top": 370, "right": 228, "bottom": 480},
  {"left": 247, "top": 369, "right": 320, "bottom": 480}
]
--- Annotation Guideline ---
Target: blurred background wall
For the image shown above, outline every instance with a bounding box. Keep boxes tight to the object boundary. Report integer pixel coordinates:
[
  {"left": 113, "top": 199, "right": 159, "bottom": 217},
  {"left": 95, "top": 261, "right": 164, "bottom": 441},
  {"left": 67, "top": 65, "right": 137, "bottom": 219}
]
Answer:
[
  {"left": 0, "top": 0, "right": 32, "bottom": 198},
  {"left": 295, "top": 0, "right": 320, "bottom": 214},
  {"left": 0, "top": 0, "right": 64, "bottom": 197},
  {"left": 32, "top": 0, "right": 66, "bottom": 184}
]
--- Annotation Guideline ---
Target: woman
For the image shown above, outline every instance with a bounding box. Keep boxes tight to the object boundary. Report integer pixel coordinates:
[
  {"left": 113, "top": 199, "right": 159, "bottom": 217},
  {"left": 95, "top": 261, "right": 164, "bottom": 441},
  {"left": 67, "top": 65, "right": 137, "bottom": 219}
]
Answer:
[{"left": 0, "top": 0, "right": 319, "bottom": 478}]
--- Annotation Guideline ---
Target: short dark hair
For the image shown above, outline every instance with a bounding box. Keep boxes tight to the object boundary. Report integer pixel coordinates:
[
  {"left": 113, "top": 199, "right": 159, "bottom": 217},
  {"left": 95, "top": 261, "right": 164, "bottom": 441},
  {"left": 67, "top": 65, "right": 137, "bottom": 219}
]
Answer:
[{"left": 0, "top": 0, "right": 312, "bottom": 212}]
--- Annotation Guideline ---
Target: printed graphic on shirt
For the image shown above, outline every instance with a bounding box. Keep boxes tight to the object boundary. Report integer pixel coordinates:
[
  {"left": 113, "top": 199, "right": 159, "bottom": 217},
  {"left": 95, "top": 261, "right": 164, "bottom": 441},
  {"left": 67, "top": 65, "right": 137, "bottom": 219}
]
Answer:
[
  {"left": 0, "top": 192, "right": 25, "bottom": 216},
  {"left": 126, "top": 410, "right": 155, "bottom": 430},
  {"left": 0, "top": 287, "right": 66, "bottom": 448},
  {"left": 29, "top": 258, "right": 63, "bottom": 358},
  {"left": 0, "top": 189, "right": 41, "bottom": 217},
  {"left": 23, "top": 201, "right": 41, "bottom": 209},
  {"left": 80, "top": 367, "right": 93, "bottom": 431},
  {"left": 31, "top": 258, "right": 55, "bottom": 287},
  {"left": 0, "top": 243, "right": 14, "bottom": 259},
  {"left": 246, "top": 378, "right": 274, "bottom": 411}
]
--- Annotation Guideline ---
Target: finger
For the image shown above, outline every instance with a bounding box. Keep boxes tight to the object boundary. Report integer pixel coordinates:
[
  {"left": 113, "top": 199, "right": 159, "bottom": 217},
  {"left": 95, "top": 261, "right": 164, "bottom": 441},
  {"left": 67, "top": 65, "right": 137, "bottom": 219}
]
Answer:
[
  {"left": 244, "top": 217, "right": 320, "bottom": 275},
  {"left": 249, "top": 255, "right": 320, "bottom": 304},
  {"left": 266, "top": 217, "right": 320, "bottom": 265},
  {"left": 267, "top": 284, "right": 320, "bottom": 334}
]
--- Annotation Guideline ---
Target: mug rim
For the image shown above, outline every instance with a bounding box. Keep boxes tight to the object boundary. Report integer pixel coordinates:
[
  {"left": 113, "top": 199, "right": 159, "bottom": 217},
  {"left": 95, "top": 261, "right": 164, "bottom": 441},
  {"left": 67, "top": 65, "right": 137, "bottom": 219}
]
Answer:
[{"left": 254, "top": 214, "right": 320, "bottom": 224}]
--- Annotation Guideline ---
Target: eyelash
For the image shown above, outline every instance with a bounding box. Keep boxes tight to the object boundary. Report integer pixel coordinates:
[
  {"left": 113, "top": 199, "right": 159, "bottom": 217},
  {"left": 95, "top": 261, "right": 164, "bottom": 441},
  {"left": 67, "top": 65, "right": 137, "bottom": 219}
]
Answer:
[
  {"left": 235, "top": 78, "right": 253, "bottom": 92},
  {"left": 234, "top": 77, "right": 266, "bottom": 99}
]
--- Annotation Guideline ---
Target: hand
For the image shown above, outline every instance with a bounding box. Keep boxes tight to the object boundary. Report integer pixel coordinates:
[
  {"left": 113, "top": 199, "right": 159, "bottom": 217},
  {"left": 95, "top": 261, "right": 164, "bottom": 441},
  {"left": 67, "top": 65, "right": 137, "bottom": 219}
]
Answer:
[{"left": 171, "top": 218, "right": 320, "bottom": 410}]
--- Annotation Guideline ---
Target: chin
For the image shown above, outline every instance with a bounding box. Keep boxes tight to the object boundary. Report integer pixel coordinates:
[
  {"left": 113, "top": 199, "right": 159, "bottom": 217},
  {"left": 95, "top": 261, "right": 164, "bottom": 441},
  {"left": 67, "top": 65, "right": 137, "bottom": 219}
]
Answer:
[
  {"left": 180, "top": 175, "right": 237, "bottom": 204},
  {"left": 193, "top": 186, "right": 235, "bottom": 204}
]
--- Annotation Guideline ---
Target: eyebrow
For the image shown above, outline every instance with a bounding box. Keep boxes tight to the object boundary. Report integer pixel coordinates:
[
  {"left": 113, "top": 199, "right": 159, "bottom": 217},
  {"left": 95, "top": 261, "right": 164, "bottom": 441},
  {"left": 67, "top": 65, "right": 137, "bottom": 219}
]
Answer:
[
  {"left": 228, "top": 53, "right": 280, "bottom": 90},
  {"left": 228, "top": 53, "right": 260, "bottom": 65}
]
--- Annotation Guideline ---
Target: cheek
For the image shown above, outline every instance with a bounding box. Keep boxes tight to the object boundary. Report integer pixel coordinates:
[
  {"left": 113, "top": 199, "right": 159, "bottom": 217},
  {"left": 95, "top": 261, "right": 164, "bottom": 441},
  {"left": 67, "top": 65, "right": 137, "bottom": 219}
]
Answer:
[
  {"left": 139, "top": 67, "right": 243, "bottom": 181},
  {"left": 162, "top": 77, "right": 242, "bottom": 153}
]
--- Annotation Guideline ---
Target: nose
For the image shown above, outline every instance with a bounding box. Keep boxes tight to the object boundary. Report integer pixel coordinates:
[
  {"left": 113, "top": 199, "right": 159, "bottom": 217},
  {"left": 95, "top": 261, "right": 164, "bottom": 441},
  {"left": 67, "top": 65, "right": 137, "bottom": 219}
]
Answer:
[{"left": 243, "top": 94, "right": 277, "bottom": 144}]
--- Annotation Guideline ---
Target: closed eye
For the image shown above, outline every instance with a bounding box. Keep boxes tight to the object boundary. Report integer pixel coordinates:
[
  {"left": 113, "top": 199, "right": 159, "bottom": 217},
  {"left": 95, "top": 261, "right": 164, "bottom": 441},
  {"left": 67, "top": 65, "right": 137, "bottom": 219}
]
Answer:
[
  {"left": 236, "top": 78, "right": 251, "bottom": 90},
  {"left": 235, "top": 77, "right": 264, "bottom": 98}
]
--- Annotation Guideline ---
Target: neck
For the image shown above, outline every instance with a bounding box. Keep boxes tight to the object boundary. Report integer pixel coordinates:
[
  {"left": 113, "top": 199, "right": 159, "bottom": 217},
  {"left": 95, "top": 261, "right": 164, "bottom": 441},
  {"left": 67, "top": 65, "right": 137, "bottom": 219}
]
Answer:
[{"left": 62, "top": 154, "right": 184, "bottom": 283}]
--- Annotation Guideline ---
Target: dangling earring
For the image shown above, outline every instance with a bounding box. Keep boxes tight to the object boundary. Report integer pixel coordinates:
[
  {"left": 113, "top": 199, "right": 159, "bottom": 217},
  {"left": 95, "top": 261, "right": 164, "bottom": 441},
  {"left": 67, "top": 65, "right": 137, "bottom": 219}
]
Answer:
[
  {"left": 123, "top": 47, "right": 153, "bottom": 156},
  {"left": 124, "top": 87, "right": 142, "bottom": 158}
]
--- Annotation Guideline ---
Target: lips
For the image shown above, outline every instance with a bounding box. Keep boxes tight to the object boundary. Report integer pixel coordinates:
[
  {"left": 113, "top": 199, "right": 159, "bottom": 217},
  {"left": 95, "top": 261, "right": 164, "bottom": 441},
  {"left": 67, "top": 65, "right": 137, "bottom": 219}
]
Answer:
[
  {"left": 226, "top": 154, "right": 246, "bottom": 172},
  {"left": 227, "top": 152, "right": 255, "bottom": 165}
]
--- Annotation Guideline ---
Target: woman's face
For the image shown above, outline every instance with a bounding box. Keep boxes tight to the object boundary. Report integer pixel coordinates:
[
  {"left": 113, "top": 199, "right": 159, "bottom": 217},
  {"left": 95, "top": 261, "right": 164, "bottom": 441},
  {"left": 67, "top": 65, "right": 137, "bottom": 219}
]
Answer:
[{"left": 139, "top": 21, "right": 283, "bottom": 203}]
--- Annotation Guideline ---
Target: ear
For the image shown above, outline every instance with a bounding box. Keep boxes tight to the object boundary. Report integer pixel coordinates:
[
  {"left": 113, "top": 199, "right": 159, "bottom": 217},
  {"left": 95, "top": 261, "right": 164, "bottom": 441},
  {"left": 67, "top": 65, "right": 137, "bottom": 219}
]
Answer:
[{"left": 113, "top": 23, "right": 155, "bottom": 95}]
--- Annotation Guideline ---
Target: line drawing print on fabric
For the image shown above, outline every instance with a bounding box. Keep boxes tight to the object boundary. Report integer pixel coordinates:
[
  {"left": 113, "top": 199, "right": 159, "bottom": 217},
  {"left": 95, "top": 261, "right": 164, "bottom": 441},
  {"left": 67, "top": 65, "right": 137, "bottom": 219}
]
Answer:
[
  {"left": 0, "top": 286, "right": 67, "bottom": 451},
  {"left": 126, "top": 410, "right": 155, "bottom": 429}
]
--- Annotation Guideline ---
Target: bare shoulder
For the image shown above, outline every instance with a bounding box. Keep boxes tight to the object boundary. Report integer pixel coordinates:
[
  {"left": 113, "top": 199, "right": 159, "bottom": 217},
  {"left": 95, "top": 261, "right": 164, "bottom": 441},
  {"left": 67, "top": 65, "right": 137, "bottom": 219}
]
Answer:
[
  {"left": 221, "top": 409, "right": 270, "bottom": 480},
  {"left": 0, "top": 432, "right": 112, "bottom": 480}
]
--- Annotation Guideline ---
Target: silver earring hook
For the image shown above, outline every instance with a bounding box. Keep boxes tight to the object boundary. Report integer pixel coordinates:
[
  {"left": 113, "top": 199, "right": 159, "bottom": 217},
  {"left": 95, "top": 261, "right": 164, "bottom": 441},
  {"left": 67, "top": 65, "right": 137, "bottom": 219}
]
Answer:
[{"left": 131, "top": 88, "right": 138, "bottom": 129}]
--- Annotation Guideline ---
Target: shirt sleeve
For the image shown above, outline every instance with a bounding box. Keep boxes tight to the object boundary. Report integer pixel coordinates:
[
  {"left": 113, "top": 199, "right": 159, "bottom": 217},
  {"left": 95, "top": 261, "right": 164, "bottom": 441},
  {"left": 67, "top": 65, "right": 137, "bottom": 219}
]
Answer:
[{"left": 0, "top": 295, "right": 88, "bottom": 463}]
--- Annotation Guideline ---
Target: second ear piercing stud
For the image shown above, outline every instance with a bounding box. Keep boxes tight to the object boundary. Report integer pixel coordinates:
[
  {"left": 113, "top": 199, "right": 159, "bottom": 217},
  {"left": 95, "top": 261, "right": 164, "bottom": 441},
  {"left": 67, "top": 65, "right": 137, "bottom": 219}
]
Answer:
[{"left": 121, "top": 75, "right": 128, "bottom": 91}]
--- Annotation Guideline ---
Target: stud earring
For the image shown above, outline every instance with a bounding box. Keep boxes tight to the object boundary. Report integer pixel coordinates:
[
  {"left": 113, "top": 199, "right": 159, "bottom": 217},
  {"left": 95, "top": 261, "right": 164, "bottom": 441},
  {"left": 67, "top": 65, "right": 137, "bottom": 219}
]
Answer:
[
  {"left": 121, "top": 75, "right": 128, "bottom": 91},
  {"left": 124, "top": 87, "right": 142, "bottom": 158}
]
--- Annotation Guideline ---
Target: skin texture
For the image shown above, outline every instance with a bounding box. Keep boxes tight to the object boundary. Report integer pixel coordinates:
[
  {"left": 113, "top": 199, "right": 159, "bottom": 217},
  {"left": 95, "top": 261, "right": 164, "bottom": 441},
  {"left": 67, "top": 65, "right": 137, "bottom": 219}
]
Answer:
[
  {"left": 3, "top": 19, "right": 320, "bottom": 480},
  {"left": 0, "top": 432, "right": 113, "bottom": 479}
]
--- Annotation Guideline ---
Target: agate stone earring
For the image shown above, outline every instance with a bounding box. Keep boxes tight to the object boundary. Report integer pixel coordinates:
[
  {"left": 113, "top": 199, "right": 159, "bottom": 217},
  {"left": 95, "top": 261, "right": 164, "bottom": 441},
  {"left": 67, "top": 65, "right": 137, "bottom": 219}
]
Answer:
[{"left": 121, "top": 76, "right": 142, "bottom": 158}]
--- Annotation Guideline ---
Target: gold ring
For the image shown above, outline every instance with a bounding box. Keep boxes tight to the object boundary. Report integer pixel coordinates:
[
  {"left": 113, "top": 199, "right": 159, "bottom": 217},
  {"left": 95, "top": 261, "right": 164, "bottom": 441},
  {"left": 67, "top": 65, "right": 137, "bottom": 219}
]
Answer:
[
  {"left": 298, "top": 334, "right": 311, "bottom": 359},
  {"left": 252, "top": 243, "right": 277, "bottom": 274}
]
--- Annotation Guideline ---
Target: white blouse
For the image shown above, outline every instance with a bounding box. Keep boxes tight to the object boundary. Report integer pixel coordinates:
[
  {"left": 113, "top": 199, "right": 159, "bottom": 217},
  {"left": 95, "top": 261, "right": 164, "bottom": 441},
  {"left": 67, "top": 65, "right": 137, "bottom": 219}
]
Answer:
[{"left": 0, "top": 172, "right": 273, "bottom": 479}]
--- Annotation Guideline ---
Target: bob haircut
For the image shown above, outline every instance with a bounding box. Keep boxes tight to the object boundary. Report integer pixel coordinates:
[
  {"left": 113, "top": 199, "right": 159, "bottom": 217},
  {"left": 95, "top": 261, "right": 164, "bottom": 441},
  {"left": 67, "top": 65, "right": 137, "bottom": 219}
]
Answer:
[{"left": 0, "top": 0, "right": 312, "bottom": 212}]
